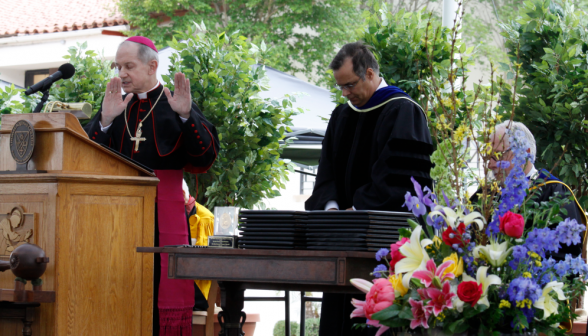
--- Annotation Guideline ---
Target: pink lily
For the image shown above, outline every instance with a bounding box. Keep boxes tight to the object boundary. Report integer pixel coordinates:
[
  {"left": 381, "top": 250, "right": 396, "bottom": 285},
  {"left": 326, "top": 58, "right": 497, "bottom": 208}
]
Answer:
[
  {"left": 412, "top": 259, "right": 455, "bottom": 288},
  {"left": 350, "top": 298, "right": 366, "bottom": 318},
  {"left": 367, "top": 319, "right": 390, "bottom": 336},
  {"left": 409, "top": 298, "right": 431, "bottom": 329},
  {"left": 424, "top": 281, "right": 455, "bottom": 316}
]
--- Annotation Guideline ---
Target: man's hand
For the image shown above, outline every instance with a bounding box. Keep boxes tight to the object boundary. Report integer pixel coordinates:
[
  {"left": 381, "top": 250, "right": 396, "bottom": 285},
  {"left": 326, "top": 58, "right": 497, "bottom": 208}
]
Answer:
[
  {"left": 327, "top": 208, "right": 338, "bottom": 211},
  {"left": 164, "top": 72, "right": 192, "bottom": 119},
  {"left": 101, "top": 77, "right": 134, "bottom": 127},
  {"left": 346, "top": 207, "right": 354, "bottom": 211}
]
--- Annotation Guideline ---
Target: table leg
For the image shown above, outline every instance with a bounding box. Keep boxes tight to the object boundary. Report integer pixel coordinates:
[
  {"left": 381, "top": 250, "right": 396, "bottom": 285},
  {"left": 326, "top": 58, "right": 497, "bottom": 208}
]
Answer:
[
  {"left": 218, "top": 282, "right": 246, "bottom": 336},
  {"left": 22, "top": 306, "right": 34, "bottom": 336}
]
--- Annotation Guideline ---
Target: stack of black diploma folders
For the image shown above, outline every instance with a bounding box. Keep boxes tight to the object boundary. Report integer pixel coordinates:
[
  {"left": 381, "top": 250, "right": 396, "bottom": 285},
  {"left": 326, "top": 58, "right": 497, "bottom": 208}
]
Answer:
[{"left": 238, "top": 210, "right": 415, "bottom": 251}]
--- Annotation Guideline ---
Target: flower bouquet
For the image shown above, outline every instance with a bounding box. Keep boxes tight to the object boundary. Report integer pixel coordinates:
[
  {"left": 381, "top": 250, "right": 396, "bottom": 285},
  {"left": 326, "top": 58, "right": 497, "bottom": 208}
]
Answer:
[
  {"left": 350, "top": 138, "right": 588, "bottom": 335},
  {"left": 349, "top": 5, "right": 588, "bottom": 335}
]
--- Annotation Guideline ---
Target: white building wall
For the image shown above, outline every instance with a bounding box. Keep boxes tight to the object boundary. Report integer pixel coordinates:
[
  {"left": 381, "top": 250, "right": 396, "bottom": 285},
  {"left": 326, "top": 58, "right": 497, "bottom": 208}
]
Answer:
[{"left": 0, "top": 26, "right": 128, "bottom": 87}]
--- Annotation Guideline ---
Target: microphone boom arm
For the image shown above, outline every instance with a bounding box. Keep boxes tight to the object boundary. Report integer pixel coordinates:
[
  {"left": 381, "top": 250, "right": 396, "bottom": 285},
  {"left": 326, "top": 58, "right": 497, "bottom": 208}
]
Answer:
[{"left": 33, "top": 89, "right": 51, "bottom": 113}]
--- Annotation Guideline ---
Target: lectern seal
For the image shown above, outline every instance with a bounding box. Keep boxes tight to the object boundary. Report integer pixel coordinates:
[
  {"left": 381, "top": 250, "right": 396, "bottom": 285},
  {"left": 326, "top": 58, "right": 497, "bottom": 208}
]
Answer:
[{"left": 9, "top": 120, "right": 35, "bottom": 165}]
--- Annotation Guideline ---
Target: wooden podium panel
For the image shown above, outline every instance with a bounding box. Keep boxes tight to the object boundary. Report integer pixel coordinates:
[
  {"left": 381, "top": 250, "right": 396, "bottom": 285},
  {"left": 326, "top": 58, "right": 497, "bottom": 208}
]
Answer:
[{"left": 0, "top": 113, "right": 158, "bottom": 336}]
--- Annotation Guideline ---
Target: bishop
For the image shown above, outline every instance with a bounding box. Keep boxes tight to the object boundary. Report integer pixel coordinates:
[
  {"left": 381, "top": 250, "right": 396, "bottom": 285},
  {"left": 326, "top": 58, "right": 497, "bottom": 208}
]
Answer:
[{"left": 84, "top": 36, "right": 220, "bottom": 336}]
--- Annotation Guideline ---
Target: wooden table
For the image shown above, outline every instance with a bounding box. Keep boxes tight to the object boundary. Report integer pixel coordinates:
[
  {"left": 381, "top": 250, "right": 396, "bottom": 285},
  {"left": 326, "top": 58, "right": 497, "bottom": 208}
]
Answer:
[{"left": 137, "top": 247, "right": 378, "bottom": 336}]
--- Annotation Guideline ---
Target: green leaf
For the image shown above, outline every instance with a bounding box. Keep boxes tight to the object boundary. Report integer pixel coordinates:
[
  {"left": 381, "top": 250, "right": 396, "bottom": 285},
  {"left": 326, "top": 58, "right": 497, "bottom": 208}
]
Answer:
[
  {"left": 399, "top": 228, "right": 412, "bottom": 239},
  {"left": 371, "top": 304, "right": 400, "bottom": 321},
  {"left": 398, "top": 307, "right": 413, "bottom": 320},
  {"left": 407, "top": 219, "right": 419, "bottom": 230}
]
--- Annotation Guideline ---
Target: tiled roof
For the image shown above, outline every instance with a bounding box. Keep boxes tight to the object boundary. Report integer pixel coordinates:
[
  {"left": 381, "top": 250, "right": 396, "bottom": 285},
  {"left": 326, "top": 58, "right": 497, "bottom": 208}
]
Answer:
[{"left": 0, "top": 0, "right": 127, "bottom": 37}]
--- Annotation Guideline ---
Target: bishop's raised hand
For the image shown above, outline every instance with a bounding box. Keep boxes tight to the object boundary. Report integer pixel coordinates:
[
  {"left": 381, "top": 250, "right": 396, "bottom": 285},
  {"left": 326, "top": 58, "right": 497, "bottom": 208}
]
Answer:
[
  {"left": 164, "top": 72, "right": 192, "bottom": 119},
  {"left": 101, "top": 77, "right": 134, "bottom": 127}
]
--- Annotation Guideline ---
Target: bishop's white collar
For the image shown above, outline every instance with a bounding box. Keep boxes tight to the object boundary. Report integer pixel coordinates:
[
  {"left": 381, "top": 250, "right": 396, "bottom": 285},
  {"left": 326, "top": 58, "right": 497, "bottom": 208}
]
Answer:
[{"left": 137, "top": 82, "right": 161, "bottom": 100}]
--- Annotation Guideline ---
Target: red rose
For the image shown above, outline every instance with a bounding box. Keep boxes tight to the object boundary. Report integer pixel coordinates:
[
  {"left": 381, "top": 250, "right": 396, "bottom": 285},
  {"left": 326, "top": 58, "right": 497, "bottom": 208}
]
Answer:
[
  {"left": 499, "top": 211, "right": 525, "bottom": 239},
  {"left": 389, "top": 237, "right": 410, "bottom": 272},
  {"left": 442, "top": 223, "right": 469, "bottom": 247},
  {"left": 457, "top": 281, "right": 483, "bottom": 306}
]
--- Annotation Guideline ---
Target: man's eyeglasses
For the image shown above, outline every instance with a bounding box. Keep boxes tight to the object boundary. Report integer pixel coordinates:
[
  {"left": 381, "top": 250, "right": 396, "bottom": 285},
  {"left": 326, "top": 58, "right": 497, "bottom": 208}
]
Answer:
[
  {"left": 490, "top": 148, "right": 511, "bottom": 161},
  {"left": 334, "top": 79, "right": 361, "bottom": 91}
]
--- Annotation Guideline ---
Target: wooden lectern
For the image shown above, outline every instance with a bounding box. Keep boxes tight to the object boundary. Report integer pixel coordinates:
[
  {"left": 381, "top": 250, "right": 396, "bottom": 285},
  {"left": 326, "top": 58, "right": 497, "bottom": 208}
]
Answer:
[{"left": 0, "top": 113, "right": 157, "bottom": 335}]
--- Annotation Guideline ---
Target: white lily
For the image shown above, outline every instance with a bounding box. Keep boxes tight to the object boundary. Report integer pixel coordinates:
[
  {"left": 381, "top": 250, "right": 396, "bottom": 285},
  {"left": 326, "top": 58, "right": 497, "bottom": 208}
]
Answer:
[
  {"left": 534, "top": 281, "right": 566, "bottom": 319},
  {"left": 449, "top": 281, "right": 465, "bottom": 312},
  {"left": 350, "top": 278, "right": 374, "bottom": 294},
  {"left": 395, "top": 226, "right": 433, "bottom": 288},
  {"left": 462, "top": 266, "right": 501, "bottom": 307},
  {"left": 473, "top": 239, "right": 513, "bottom": 267},
  {"left": 428, "top": 206, "right": 485, "bottom": 231}
]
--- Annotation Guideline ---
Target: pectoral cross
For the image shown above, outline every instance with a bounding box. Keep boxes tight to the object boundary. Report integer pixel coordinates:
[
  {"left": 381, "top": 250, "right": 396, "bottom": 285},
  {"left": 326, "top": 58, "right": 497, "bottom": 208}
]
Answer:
[{"left": 131, "top": 123, "right": 146, "bottom": 152}]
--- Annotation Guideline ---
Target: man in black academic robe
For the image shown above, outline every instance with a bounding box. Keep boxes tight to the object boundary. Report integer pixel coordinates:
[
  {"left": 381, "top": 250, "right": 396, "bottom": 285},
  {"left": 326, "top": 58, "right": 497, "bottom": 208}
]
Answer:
[
  {"left": 305, "top": 42, "right": 433, "bottom": 336},
  {"left": 84, "top": 36, "right": 219, "bottom": 336}
]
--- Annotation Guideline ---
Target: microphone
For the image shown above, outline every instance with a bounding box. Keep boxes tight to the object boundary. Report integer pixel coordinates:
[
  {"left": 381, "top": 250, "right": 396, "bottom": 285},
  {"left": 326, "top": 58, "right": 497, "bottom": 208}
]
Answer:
[{"left": 25, "top": 63, "right": 75, "bottom": 96}]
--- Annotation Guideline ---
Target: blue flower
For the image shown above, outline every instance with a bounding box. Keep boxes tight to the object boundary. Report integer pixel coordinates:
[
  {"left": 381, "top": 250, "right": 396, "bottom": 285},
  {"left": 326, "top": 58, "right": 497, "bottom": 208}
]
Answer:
[
  {"left": 427, "top": 214, "right": 445, "bottom": 230},
  {"left": 507, "top": 277, "right": 542, "bottom": 304},
  {"left": 487, "top": 128, "right": 533, "bottom": 237},
  {"left": 372, "top": 264, "right": 388, "bottom": 278},
  {"left": 543, "top": 257, "right": 557, "bottom": 268},
  {"left": 556, "top": 218, "right": 586, "bottom": 246},
  {"left": 512, "top": 245, "right": 528, "bottom": 261},
  {"left": 375, "top": 248, "right": 390, "bottom": 262},
  {"left": 496, "top": 161, "right": 511, "bottom": 169},
  {"left": 402, "top": 192, "right": 426, "bottom": 217},
  {"left": 540, "top": 272, "right": 556, "bottom": 284},
  {"left": 553, "top": 261, "right": 570, "bottom": 277},
  {"left": 404, "top": 177, "right": 437, "bottom": 217}
]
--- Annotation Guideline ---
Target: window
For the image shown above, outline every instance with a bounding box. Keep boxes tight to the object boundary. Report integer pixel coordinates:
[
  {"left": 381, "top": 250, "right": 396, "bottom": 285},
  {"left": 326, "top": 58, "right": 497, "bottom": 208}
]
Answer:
[{"left": 24, "top": 68, "right": 58, "bottom": 89}]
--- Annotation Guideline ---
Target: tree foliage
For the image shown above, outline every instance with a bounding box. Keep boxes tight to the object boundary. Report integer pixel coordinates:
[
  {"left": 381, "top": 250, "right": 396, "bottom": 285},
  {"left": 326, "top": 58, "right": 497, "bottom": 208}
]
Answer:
[
  {"left": 500, "top": 0, "right": 588, "bottom": 203},
  {"left": 330, "top": 3, "right": 473, "bottom": 109},
  {"left": 118, "top": 0, "right": 361, "bottom": 85},
  {"left": 167, "top": 22, "right": 299, "bottom": 208},
  {"left": 0, "top": 42, "right": 113, "bottom": 122},
  {"left": 462, "top": 0, "right": 588, "bottom": 66}
]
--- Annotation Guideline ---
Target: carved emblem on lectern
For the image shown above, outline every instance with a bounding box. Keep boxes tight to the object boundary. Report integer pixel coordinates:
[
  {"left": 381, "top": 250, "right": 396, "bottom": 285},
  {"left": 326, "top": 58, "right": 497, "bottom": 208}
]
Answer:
[
  {"left": 0, "top": 207, "right": 34, "bottom": 258},
  {"left": 9, "top": 120, "right": 35, "bottom": 165}
]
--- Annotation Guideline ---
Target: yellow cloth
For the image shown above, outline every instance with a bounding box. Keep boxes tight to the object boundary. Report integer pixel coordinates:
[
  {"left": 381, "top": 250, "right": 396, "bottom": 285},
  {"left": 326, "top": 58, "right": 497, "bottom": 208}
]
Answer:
[{"left": 189, "top": 202, "right": 214, "bottom": 299}]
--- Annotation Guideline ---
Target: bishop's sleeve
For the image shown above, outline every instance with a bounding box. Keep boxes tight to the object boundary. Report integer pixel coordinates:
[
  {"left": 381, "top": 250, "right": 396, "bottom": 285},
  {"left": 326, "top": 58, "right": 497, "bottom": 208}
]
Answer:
[
  {"left": 181, "top": 102, "right": 220, "bottom": 173},
  {"left": 352, "top": 100, "right": 433, "bottom": 211},
  {"left": 305, "top": 108, "right": 340, "bottom": 211},
  {"left": 83, "top": 108, "right": 113, "bottom": 146}
]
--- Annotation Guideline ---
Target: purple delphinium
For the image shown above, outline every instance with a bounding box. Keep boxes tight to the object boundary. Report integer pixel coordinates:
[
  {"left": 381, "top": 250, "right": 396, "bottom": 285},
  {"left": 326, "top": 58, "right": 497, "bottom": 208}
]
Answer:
[
  {"left": 464, "top": 255, "right": 477, "bottom": 276},
  {"left": 553, "top": 261, "right": 570, "bottom": 277},
  {"left": 497, "top": 161, "right": 511, "bottom": 169},
  {"left": 520, "top": 227, "right": 560, "bottom": 259},
  {"left": 509, "top": 245, "right": 529, "bottom": 269},
  {"left": 487, "top": 129, "right": 534, "bottom": 237},
  {"left": 507, "top": 277, "right": 542, "bottom": 304},
  {"left": 372, "top": 264, "right": 388, "bottom": 278},
  {"left": 556, "top": 218, "right": 586, "bottom": 247},
  {"left": 566, "top": 254, "right": 588, "bottom": 276},
  {"left": 375, "top": 248, "right": 390, "bottom": 262}
]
